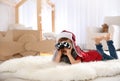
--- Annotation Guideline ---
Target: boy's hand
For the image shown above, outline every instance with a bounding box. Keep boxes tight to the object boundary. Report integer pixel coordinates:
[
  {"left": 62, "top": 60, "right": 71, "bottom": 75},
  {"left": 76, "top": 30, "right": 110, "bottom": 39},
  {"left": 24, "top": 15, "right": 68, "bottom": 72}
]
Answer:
[
  {"left": 58, "top": 49, "right": 62, "bottom": 56},
  {"left": 65, "top": 48, "right": 72, "bottom": 56}
]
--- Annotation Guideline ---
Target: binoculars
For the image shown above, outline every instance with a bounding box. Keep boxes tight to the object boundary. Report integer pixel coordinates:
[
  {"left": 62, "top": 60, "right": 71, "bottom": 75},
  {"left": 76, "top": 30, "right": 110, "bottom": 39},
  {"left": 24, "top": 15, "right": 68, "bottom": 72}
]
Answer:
[{"left": 55, "top": 41, "right": 71, "bottom": 50}]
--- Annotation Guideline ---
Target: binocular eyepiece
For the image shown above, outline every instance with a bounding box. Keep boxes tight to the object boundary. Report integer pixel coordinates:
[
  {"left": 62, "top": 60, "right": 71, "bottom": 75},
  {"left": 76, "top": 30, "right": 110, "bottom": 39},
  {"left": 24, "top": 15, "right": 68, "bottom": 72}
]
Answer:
[{"left": 55, "top": 41, "right": 71, "bottom": 50}]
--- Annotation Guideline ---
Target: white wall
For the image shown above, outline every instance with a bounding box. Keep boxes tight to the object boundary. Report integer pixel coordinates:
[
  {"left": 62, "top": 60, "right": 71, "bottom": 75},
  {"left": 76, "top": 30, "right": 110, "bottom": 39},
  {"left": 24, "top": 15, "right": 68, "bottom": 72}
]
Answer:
[{"left": 0, "top": 3, "right": 15, "bottom": 31}]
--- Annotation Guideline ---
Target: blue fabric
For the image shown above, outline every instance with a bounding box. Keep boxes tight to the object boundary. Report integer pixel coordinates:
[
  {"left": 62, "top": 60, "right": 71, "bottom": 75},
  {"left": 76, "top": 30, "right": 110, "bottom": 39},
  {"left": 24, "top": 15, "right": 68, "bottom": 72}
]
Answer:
[{"left": 96, "top": 40, "right": 118, "bottom": 60}]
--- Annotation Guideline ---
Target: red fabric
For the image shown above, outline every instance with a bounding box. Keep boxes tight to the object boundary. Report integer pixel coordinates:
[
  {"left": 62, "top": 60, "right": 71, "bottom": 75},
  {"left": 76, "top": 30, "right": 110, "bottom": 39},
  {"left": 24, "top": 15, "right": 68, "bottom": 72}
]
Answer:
[{"left": 75, "top": 46, "right": 102, "bottom": 62}]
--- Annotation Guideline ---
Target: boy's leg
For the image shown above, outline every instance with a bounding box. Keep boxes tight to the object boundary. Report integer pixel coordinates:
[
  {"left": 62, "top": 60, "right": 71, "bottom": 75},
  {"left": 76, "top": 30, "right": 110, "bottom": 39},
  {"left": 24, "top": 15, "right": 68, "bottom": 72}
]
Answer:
[
  {"left": 104, "top": 33, "right": 118, "bottom": 59},
  {"left": 107, "top": 40, "right": 118, "bottom": 59},
  {"left": 96, "top": 43, "right": 114, "bottom": 60},
  {"left": 94, "top": 36, "right": 114, "bottom": 60}
]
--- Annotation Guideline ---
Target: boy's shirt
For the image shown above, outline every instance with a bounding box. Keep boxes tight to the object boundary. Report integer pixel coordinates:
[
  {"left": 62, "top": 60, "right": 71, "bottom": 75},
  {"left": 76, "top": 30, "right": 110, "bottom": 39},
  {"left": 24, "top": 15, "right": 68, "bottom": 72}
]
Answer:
[{"left": 76, "top": 48, "right": 102, "bottom": 62}]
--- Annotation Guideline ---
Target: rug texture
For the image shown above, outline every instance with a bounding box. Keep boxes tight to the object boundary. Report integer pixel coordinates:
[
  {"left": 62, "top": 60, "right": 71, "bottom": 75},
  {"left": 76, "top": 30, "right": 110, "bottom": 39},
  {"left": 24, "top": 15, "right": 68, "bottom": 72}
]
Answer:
[{"left": 0, "top": 56, "right": 120, "bottom": 81}]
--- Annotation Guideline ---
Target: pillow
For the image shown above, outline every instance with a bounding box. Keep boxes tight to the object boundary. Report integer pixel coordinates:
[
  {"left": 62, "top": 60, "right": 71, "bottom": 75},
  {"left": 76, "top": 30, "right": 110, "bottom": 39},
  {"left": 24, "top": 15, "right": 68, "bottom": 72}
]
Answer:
[
  {"left": 43, "top": 32, "right": 56, "bottom": 40},
  {"left": 108, "top": 25, "right": 120, "bottom": 34},
  {"left": 15, "top": 26, "right": 32, "bottom": 30},
  {"left": 8, "top": 24, "right": 32, "bottom": 30},
  {"left": 109, "top": 25, "right": 120, "bottom": 50}
]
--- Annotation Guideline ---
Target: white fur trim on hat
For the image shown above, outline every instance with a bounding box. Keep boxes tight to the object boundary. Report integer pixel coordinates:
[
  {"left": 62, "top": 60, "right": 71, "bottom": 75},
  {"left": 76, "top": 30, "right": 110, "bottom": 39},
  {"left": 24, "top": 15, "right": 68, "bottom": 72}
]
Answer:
[{"left": 56, "top": 32, "right": 73, "bottom": 41}]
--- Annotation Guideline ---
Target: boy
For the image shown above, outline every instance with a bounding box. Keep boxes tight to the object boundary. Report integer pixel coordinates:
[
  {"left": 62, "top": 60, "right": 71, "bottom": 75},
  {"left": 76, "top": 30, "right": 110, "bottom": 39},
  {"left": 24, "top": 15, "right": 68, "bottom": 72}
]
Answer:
[{"left": 53, "top": 30, "right": 118, "bottom": 64}]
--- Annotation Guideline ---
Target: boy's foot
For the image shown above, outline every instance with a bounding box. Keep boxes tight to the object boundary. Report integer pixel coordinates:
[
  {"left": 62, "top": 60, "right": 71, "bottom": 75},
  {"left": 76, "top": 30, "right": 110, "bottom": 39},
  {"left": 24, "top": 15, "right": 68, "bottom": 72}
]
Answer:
[
  {"left": 104, "top": 33, "right": 110, "bottom": 41},
  {"left": 93, "top": 36, "right": 104, "bottom": 45}
]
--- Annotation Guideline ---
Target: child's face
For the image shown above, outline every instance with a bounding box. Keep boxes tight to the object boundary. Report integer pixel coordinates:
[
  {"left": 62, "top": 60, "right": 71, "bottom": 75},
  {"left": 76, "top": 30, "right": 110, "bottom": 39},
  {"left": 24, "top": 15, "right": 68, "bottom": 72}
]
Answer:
[{"left": 58, "top": 38, "right": 73, "bottom": 54}]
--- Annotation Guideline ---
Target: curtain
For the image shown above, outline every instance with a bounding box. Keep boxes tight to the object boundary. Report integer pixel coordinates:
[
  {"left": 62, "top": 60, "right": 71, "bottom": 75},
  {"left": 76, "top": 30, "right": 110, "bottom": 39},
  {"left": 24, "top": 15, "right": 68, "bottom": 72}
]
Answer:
[
  {"left": 52, "top": 0, "right": 120, "bottom": 49},
  {"left": 0, "top": 3, "right": 15, "bottom": 31},
  {"left": 19, "top": 0, "right": 37, "bottom": 30}
]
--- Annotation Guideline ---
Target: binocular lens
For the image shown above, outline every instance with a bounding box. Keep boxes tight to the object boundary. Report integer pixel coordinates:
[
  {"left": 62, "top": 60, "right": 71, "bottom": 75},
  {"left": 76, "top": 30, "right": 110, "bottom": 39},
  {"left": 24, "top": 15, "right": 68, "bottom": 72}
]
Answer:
[{"left": 55, "top": 42, "right": 71, "bottom": 50}]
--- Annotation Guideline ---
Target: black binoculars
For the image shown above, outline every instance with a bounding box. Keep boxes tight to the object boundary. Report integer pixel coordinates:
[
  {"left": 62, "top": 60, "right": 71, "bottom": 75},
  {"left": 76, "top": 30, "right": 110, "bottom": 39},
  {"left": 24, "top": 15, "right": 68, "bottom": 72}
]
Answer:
[{"left": 55, "top": 41, "right": 71, "bottom": 50}]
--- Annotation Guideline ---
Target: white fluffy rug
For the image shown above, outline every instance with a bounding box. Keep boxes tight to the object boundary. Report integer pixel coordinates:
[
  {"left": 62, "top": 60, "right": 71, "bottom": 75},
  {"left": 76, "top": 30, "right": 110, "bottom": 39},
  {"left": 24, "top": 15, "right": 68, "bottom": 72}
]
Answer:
[{"left": 0, "top": 56, "right": 120, "bottom": 81}]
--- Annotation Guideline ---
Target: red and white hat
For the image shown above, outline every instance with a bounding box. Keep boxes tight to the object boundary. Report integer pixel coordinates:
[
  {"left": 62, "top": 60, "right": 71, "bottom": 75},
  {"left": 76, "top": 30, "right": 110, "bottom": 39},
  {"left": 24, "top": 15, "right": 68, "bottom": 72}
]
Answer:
[
  {"left": 56, "top": 30, "right": 76, "bottom": 43},
  {"left": 56, "top": 30, "right": 77, "bottom": 50}
]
